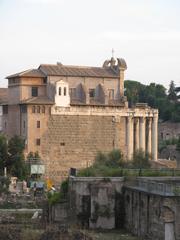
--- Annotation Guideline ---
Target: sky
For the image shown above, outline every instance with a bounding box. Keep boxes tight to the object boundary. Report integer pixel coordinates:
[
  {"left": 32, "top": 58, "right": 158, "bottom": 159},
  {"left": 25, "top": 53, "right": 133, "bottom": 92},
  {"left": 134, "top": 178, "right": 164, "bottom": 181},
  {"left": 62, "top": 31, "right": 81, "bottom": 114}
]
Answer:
[{"left": 0, "top": 0, "right": 180, "bottom": 89}]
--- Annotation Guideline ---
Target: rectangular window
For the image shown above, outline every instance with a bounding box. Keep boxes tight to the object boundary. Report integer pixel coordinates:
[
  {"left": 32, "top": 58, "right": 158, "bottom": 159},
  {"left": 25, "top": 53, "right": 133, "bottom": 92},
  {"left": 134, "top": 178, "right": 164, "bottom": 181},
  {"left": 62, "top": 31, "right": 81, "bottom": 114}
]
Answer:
[
  {"left": 64, "top": 87, "right": 66, "bottom": 96},
  {"left": 108, "top": 89, "right": 114, "bottom": 100},
  {"left": 89, "top": 89, "right": 95, "bottom": 98},
  {"left": 70, "top": 88, "right": 76, "bottom": 99},
  {"left": 36, "top": 138, "right": 41, "bottom": 146},
  {"left": 37, "top": 106, "right": 40, "bottom": 113},
  {"left": 42, "top": 106, "right": 45, "bottom": 113},
  {"left": 43, "top": 78, "right": 47, "bottom": 84},
  {"left": 3, "top": 105, "right": 8, "bottom": 114},
  {"left": 21, "top": 105, "right": 27, "bottom": 113},
  {"left": 32, "top": 87, "right": 38, "bottom": 97},
  {"left": 37, "top": 121, "right": 40, "bottom": 128},
  {"left": 32, "top": 106, "right": 36, "bottom": 113},
  {"left": 59, "top": 87, "right": 61, "bottom": 95}
]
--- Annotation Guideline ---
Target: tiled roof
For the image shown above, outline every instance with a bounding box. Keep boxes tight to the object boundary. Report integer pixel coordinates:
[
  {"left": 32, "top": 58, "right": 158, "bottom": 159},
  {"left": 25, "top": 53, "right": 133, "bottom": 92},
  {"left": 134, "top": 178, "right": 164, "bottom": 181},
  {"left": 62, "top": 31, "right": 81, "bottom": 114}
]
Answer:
[
  {"left": 0, "top": 88, "right": 8, "bottom": 104},
  {"left": 7, "top": 69, "right": 46, "bottom": 79},
  {"left": 6, "top": 63, "right": 120, "bottom": 79},
  {"left": 20, "top": 96, "right": 54, "bottom": 105},
  {"left": 39, "top": 64, "right": 119, "bottom": 78}
]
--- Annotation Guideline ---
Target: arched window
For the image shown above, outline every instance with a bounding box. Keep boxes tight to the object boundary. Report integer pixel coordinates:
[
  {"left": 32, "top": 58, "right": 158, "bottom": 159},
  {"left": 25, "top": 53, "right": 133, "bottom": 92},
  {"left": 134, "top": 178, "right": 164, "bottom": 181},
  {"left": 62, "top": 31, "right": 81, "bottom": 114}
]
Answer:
[
  {"left": 59, "top": 87, "right": 61, "bottom": 95},
  {"left": 64, "top": 87, "right": 66, "bottom": 96}
]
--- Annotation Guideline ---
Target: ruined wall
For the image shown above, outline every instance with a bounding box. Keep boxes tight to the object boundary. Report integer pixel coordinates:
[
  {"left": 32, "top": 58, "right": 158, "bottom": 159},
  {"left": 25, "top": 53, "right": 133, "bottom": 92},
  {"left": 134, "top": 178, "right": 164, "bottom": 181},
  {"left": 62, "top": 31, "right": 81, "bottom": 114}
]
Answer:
[
  {"left": 124, "top": 188, "right": 180, "bottom": 240},
  {"left": 69, "top": 177, "right": 125, "bottom": 229},
  {"left": 159, "top": 121, "right": 180, "bottom": 140},
  {"left": 40, "top": 115, "right": 126, "bottom": 182},
  {"left": 159, "top": 145, "right": 180, "bottom": 162}
]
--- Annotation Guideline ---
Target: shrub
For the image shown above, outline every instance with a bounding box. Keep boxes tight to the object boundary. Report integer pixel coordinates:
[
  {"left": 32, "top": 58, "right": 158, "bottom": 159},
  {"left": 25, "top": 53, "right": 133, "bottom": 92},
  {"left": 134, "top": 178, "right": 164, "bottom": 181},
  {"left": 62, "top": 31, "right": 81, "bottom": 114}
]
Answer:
[
  {"left": 94, "top": 149, "right": 124, "bottom": 168},
  {"left": 0, "top": 177, "right": 10, "bottom": 196},
  {"left": 47, "top": 191, "right": 64, "bottom": 205},
  {"left": 131, "top": 149, "right": 150, "bottom": 168},
  {"left": 106, "top": 149, "right": 124, "bottom": 167}
]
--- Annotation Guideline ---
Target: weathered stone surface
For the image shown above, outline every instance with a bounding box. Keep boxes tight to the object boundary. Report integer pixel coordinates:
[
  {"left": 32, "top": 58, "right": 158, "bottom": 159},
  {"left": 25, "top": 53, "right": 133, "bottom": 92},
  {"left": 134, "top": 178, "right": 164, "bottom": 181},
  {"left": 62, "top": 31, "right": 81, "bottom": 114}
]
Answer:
[
  {"left": 69, "top": 177, "right": 125, "bottom": 229},
  {"left": 41, "top": 115, "right": 125, "bottom": 182},
  {"left": 124, "top": 186, "right": 180, "bottom": 240}
]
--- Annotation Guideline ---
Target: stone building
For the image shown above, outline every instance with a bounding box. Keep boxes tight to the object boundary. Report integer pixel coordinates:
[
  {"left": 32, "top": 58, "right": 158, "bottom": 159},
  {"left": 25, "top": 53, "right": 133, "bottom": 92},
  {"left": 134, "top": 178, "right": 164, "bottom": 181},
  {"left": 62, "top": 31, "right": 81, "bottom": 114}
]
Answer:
[
  {"left": 159, "top": 121, "right": 180, "bottom": 141},
  {"left": 68, "top": 176, "right": 180, "bottom": 240},
  {"left": 0, "top": 88, "right": 8, "bottom": 132},
  {"left": 124, "top": 177, "right": 180, "bottom": 240},
  {"left": 2, "top": 57, "right": 158, "bottom": 181}
]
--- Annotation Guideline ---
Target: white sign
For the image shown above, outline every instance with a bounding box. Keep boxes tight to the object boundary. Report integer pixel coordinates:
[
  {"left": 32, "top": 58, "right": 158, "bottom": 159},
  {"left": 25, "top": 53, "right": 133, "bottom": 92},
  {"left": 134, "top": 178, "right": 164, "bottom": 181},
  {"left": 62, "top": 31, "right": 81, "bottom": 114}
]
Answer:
[{"left": 31, "top": 165, "right": 45, "bottom": 174}]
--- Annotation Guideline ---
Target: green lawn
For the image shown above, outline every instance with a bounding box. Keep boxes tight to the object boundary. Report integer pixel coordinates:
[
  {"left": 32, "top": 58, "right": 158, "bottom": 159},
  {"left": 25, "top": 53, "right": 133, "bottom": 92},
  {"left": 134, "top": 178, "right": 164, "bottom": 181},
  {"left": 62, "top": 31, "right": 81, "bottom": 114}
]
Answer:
[{"left": 86, "top": 230, "right": 139, "bottom": 240}]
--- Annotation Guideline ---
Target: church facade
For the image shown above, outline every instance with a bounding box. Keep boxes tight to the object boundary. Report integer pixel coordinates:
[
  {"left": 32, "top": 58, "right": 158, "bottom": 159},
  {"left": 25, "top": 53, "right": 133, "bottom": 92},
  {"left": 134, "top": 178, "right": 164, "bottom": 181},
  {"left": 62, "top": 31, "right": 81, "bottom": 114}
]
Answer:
[{"left": 2, "top": 57, "right": 158, "bottom": 181}]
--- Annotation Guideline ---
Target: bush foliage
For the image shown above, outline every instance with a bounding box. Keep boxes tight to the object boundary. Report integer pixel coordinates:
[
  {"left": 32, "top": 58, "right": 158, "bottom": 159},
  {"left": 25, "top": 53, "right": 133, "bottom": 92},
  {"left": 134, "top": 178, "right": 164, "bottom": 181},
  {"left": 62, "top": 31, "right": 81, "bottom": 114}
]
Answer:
[
  {"left": 0, "top": 134, "right": 28, "bottom": 179},
  {"left": 78, "top": 149, "right": 152, "bottom": 177}
]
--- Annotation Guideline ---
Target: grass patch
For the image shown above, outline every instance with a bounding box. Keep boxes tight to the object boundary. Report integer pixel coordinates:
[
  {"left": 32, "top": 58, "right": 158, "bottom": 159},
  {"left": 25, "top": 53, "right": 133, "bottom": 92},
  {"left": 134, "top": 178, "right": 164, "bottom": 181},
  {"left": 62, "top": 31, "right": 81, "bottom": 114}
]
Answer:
[{"left": 86, "top": 229, "right": 140, "bottom": 240}]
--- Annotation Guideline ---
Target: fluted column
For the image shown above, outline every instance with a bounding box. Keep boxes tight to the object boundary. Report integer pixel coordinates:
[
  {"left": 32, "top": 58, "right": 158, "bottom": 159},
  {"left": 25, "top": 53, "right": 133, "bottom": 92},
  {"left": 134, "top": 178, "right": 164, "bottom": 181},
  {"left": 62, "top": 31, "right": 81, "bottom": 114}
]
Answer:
[
  {"left": 152, "top": 114, "right": 158, "bottom": 161},
  {"left": 134, "top": 118, "right": 139, "bottom": 151},
  {"left": 127, "top": 116, "right": 134, "bottom": 160},
  {"left": 139, "top": 117, "right": 146, "bottom": 152},
  {"left": 147, "top": 118, "right": 152, "bottom": 156}
]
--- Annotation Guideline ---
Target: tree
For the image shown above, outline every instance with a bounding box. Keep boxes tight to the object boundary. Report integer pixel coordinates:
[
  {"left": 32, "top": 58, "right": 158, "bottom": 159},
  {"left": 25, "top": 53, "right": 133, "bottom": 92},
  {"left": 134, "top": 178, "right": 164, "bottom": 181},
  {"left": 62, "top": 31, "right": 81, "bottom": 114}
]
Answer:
[
  {"left": 124, "top": 80, "right": 179, "bottom": 122},
  {"left": 168, "top": 81, "right": 177, "bottom": 102},
  {"left": 94, "top": 149, "right": 124, "bottom": 168},
  {"left": 7, "top": 136, "right": 27, "bottom": 179},
  {"left": 176, "top": 137, "right": 180, "bottom": 152},
  {"left": 0, "top": 135, "right": 8, "bottom": 175}
]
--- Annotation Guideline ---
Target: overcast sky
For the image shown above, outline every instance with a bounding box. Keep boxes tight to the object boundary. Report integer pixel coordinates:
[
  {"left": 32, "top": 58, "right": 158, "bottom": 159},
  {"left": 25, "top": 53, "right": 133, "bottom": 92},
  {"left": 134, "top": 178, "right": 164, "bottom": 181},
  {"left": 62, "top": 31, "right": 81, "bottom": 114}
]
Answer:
[{"left": 0, "top": 0, "right": 180, "bottom": 88}]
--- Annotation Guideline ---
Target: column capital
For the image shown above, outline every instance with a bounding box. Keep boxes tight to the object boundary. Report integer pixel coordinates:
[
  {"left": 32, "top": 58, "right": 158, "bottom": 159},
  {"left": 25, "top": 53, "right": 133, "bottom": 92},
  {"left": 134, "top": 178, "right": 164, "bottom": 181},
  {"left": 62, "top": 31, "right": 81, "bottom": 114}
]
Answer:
[
  {"left": 147, "top": 117, "right": 152, "bottom": 126},
  {"left": 127, "top": 115, "right": 133, "bottom": 122},
  {"left": 134, "top": 117, "right": 139, "bottom": 124},
  {"left": 140, "top": 116, "right": 145, "bottom": 124}
]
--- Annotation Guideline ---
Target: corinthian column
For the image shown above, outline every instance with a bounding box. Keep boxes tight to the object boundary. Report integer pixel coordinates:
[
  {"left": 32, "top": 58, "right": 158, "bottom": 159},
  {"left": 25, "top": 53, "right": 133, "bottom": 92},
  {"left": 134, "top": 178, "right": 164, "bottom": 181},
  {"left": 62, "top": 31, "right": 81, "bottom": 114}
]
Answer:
[
  {"left": 139, "top": 117, "right": 146, "bottom": 152},
  {"left": 134, "top": 118, "right": 139, "bottom": 151},
  {"left": 127, "top": 116, "right": 134, "bottom": 160},
  {"left": 147, "top": 118, "right": 152, "bottom": 156},
  {"left": 152, "top": 114, "right": 158, "bottom": 161}
]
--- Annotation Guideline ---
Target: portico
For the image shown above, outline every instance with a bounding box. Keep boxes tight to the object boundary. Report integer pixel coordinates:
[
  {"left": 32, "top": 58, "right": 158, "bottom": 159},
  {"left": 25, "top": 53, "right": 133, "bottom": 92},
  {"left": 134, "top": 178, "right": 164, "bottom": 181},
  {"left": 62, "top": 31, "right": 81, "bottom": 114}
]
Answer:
[{"left": 126, "top": 111, "right": 158, "bottom": 161}]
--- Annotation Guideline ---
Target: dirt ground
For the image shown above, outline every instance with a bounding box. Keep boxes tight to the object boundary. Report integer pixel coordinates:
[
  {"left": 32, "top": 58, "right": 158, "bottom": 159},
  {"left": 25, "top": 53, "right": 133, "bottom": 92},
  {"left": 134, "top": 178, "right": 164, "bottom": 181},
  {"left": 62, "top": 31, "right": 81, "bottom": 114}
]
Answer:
[{"left": 0, "top": 226, "right": 140, "bottom": 240}]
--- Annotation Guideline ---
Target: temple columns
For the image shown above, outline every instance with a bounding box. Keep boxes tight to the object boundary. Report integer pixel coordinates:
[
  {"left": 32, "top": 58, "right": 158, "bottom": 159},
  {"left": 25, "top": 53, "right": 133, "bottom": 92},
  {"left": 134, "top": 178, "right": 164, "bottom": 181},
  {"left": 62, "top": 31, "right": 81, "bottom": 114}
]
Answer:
[
  {"left": 134, "top": 118, "right": 140, "bottom": 151},
  {"left": 147, "top": 118, "right": 152, "bottom": 156},
  {"left": 152, "top": 114, "right": 158, "bottom": 161},
  {"left": 127, "top": 116, "right": 134, "bottom": 160},
  {"left": 139, "top": 117, "right": 146, "bottom": 152},
  {"left": 125, "top": 114, "right": 158, "bottom": 161}
]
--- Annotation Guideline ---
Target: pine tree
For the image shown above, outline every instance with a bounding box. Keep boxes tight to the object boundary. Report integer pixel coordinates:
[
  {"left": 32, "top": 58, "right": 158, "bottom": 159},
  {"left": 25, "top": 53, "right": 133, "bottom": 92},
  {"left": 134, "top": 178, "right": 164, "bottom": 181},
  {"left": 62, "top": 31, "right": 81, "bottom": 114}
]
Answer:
[{"left": 168, "top": 80, "right": 177, "bottom": 102}]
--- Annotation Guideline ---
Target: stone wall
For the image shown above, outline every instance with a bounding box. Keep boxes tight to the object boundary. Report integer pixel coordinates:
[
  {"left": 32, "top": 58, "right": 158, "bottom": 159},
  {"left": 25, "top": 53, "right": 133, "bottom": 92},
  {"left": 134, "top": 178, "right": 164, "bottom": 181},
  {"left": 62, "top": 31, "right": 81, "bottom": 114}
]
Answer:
[
  {"left": 49, "top": 202, "right": 68, "bottom": 226},
  {"left": 159, "top": 121, "right": 180, "bottom": 141},
  {"left": 69, "top": 177, "right": 125, "bottom": 229},
  {"left": 41, "top": 115, "right": 126, "bottom": 182},
  {"left": 124, "top": 187, "right": 180, "bottom": 240},
  {"left": 159, "top": 145, "right": 180, "bottom": 162}
]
